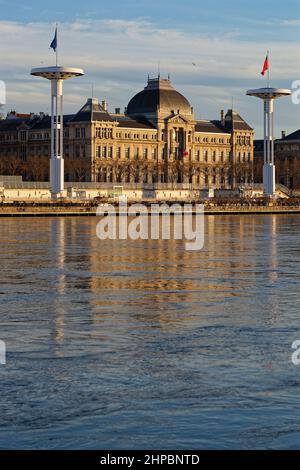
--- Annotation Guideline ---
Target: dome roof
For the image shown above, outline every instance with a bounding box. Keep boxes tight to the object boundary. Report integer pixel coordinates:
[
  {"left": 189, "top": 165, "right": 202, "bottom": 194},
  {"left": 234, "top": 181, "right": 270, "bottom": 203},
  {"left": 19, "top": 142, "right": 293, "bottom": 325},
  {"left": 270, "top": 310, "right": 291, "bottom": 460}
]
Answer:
[{"left": 127, "top": 77, "right": 192, "bottom": 117}]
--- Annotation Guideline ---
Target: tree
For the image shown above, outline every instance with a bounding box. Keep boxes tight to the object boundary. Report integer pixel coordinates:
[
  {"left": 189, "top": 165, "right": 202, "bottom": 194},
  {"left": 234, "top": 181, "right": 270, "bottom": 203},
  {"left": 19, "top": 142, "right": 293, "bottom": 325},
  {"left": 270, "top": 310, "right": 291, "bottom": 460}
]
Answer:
[
  {"left": 26, "top": 155, "right": 49, "bottom": 181},
  {"left": 66, "top": 158, "right": 90, "bottom": 182},
  {"left": 1, "top": 154, "right": 24, "bottom": 176}
]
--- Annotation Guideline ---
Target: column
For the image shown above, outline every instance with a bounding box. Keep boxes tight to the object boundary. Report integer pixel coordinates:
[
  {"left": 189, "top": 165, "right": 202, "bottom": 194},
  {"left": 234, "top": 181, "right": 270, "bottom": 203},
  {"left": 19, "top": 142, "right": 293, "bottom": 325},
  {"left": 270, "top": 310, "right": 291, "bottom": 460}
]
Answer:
[{"left": 50, "top": 78, "right": 64, "bottom": 196}]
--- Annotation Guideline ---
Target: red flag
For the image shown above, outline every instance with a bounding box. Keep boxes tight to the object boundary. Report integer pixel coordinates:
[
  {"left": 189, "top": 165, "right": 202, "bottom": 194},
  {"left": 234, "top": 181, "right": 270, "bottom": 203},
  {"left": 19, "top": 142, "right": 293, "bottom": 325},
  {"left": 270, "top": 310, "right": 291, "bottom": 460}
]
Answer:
[
  {"left": 261, "top": 55, "right": 269, "bottom": 76},
  {"left": 183, "top": 150, "right": 189, "bottom": 157}
]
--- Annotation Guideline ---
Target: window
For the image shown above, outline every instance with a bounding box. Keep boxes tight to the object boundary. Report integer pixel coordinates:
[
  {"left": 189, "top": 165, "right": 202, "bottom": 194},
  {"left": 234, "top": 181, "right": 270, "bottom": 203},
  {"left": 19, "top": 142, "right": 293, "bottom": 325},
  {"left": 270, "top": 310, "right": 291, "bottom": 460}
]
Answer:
[
  {"left": 204, "top": 150, "right": 208, "bottom": 162},
  {"left": 81, "top": 128, "right": 85, "bottom": 138},
  {"left": 152, "top": 148, "right": 157, "bottom": 160},
  {"left": 212, "top": 151, "right": 216, "bottom": 162},
  {"left": 75, "top": 128, "right": 80, "bottom": 138},
  {"left": 143, "top": 148, "right": 148, "bottom": 160},
  {"left": 108, "top": 147, "right": 113, "bottom": 159},
  {"left": 96, "top": 146, "right": 101, "bottom": 158},
  {"left": 116, "top": 147, "right": 121, "bottom": 159},
  {"left": 196, "top": 150, "right": 200, "bottom": 161},
  {"left": 102, "top": 147, "right": 107, "bottom": 159},
  {"left": 220, "top": 151, "right": 224, "bottom": 162},
  {"left": 125, "top": 147, "right": 130, "bottom": 159}
]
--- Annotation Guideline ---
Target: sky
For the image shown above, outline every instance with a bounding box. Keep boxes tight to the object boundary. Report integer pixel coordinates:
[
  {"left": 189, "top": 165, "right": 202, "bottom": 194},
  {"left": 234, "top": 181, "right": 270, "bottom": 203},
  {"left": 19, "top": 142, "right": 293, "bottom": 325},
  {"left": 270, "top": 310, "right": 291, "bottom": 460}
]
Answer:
[{"left": 0, "top": 0, "right": 299, "bottom": 137}]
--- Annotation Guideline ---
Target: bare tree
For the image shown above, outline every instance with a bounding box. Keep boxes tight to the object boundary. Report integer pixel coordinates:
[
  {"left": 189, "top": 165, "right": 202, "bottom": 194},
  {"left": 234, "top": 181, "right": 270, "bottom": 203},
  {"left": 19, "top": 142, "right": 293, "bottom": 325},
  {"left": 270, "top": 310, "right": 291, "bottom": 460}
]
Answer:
[
  {"left": 67, "top": 158, "right": 90, "bottom": 182},
  {"left": 1, "top": 154, "right": 24, "bottom": 176},
  {"left": 26, "top": 155, "right": 49, "bottom": 181}
]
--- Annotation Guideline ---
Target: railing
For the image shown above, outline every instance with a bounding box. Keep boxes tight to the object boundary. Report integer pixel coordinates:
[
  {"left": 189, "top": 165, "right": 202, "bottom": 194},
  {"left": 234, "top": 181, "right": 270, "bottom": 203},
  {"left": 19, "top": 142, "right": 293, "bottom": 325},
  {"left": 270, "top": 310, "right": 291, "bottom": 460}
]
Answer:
[
  {"left": 0, "top": 180, "right": 293, "bottom": 196},
  {"left": 0, "top": 182, "right": 195, "bottom": 190},
  {"left": 66, "top": 182, "right": 195, "bottom": 190},
  {"left": 0, "top": 182, "right": 50, "bottom": 189}
]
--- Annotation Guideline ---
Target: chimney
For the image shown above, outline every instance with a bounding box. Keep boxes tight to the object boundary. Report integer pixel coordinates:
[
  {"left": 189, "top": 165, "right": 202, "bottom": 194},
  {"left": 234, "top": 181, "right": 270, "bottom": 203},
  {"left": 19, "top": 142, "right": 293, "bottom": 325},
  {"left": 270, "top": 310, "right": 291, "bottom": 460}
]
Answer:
[
  {"left": 221, "top": 109, "right": 225, "bottom": 126},
  {"left": 115, "top": 107, "right": 120, "bottom": 114},
  {"left": 101, "top": 100, "right": 107, "bottom": 111},
  {"left": 281, "top": 130, "right": 286, "bottom": 139},
  {"left": 124, "top": 106, "right": 127, "bottom": 114}
]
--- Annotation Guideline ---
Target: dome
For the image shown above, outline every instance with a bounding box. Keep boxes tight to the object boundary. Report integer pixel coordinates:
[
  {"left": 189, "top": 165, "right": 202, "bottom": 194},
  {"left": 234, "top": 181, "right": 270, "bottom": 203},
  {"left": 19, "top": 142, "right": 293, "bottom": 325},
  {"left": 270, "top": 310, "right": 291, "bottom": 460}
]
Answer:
[{"left": 127, "top": 77, "right": 192, "bottom": 117}]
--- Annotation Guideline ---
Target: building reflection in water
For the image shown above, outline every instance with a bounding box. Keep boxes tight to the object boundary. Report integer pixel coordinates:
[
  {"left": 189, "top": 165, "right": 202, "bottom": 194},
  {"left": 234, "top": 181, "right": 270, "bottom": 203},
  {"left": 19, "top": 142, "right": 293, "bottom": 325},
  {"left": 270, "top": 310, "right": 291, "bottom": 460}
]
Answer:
[
  {"left": 47, "top": 214, "right": 283, "bottom": 353},
  {"left": 50, "top": 217, "right": 67, "bottom": 347},
  {"left": 87, "top": 215, "right": 267, "bottom": 326}
]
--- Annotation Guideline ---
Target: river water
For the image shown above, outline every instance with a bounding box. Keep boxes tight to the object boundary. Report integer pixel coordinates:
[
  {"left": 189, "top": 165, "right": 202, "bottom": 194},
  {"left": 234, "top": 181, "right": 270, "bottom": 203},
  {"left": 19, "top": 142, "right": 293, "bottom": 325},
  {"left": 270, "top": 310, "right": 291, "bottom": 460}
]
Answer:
[{"left": 0, "top": 215, "right": 299, "bottom": 449}]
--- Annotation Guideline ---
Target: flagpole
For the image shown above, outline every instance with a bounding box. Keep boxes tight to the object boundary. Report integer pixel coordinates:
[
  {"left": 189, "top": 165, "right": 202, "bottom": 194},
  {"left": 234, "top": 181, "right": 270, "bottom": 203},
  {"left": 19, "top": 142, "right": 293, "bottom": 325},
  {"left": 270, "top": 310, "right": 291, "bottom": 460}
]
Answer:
[
  {"left": 56, "top": 23, "right": 58, "bottom": 67},
  {"left": 267, "top": 50, "right": 270, "bottom": 88}
]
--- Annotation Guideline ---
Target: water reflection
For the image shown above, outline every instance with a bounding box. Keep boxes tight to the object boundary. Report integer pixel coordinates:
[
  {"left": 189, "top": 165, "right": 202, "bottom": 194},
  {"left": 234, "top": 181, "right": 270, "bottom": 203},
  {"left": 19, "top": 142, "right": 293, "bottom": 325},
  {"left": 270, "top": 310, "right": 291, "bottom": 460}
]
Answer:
[
  {"left": 43, "top": 214, "right": 294, "bottom": 332},
  {"left": 1, "top": 214, "right": 300, "bottom": 449}
]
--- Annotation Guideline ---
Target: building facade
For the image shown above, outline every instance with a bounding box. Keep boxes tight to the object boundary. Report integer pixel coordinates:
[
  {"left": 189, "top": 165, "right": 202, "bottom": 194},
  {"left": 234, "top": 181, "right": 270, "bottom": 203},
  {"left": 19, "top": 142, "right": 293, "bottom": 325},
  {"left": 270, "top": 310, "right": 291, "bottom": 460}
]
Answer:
[
  {"left": 0, "top": 77, "right": 254, "bottom": 188},
  {"left": 254, "top": 129, "right": 300, "bottom": 191}
]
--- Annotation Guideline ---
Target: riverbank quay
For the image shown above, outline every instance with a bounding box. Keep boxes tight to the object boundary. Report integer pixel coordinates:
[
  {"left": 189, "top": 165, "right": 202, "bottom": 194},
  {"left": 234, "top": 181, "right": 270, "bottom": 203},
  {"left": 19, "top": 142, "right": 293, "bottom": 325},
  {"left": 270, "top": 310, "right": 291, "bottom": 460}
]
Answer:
[{"left": 1, "top": 198, "right": 300, "bottom": 216}]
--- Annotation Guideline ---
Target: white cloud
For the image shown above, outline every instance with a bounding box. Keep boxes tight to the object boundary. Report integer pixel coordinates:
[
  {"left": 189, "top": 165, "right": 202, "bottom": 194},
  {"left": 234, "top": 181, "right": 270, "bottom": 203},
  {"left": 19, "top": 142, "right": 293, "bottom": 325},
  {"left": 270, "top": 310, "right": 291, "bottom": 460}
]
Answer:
[
  {"left": 0, "top": 19, "right": 299, "bottom": 137},
  {"left": 282, "top": 19, "right": 300, "bottom": 26}
]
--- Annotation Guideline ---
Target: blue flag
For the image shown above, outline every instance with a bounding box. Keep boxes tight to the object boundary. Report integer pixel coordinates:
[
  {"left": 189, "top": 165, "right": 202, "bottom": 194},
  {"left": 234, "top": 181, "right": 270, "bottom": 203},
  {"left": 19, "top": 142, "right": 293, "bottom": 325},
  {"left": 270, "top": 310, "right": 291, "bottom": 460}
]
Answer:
[{"left": 50, "top": 27, "right": 57, "bottom": 52}]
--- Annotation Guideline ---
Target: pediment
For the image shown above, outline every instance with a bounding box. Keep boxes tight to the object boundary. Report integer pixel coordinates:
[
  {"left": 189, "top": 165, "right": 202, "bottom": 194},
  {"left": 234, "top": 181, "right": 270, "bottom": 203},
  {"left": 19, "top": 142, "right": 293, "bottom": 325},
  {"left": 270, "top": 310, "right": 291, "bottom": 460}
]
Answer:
[
  {"left": 167, "top": 114, "right": 188, "bottom": 124},
  {"left": 17, "top": 123, "right": 30, "bottom": 131}
]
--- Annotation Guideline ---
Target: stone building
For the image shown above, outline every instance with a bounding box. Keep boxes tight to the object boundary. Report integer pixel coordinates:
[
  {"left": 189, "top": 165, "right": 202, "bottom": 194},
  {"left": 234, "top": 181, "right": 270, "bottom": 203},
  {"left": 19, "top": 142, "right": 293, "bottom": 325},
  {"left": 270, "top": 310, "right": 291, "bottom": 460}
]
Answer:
[
  {"left": 274, "top": 129, "right": 300, "bottom": 190},
  {"left": 0, "top": 76, "right": 254, "bottom": 188},
  {"left": 254, "top": 129, "right": 300, "bottom": 190}
]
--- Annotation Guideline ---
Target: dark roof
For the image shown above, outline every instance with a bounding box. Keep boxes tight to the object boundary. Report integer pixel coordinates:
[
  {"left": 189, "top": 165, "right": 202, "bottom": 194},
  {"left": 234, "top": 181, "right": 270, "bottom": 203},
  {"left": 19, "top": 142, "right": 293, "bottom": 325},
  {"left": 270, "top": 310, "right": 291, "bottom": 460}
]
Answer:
[
  {"left": 278, "top": 129, "right": 300, "bottom": 141},
  {"left": 30, "top": 114, "right": 75, "bottom": 130},
  {"left": 71, "top": 98, "right": 114, "bottom": 122},
  {"left": 254, "top": 139, "right": 264, "bottom": 151},
  {"left": 113, "top": 115, "right": 155, "bottom": 130},
  {"left": 0, "top": 118, "right": 31, "bottom": 131},
  {"left": 225, "top": 110, "right": 253, "bottom": 131},
  {"left": 195, "top": 120, "right": 229, "bottom": 134},
  {"left": 127, "top": 77, "right": 192, "bottom": 116},
  {"left": 0, "top": 113, "right": 76, "bottom": 132}
]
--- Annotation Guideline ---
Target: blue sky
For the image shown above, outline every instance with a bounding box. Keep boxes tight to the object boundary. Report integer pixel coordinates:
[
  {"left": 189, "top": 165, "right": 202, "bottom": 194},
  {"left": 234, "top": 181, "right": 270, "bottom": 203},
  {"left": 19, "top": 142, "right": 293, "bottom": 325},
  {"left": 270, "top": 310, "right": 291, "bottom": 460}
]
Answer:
[
  {"left": 0, "top": 0, "right": 299, "bottom": 137},
  {"left": 2, "top": 0, "right": 300, "bottom": 38}
]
